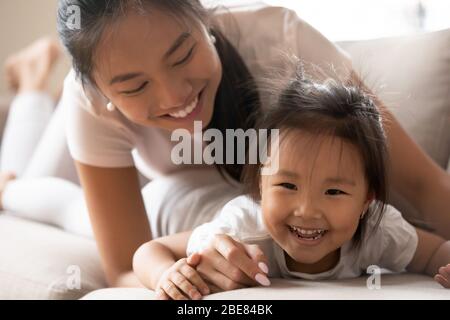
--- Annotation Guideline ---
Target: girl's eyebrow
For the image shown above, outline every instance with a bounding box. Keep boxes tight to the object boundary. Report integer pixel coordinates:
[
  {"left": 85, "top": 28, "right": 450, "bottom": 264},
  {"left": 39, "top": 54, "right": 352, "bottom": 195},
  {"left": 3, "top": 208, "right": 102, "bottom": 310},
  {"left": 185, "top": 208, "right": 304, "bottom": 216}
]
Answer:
[
  {"left": 275, "top": 170, "right": 356, "bottom": 186},
  {"left": 275, "top": 170, "right": 299, "bottom": 178},
  {"left": 324, "top": 177, "right": 356, "bottom": 186}
]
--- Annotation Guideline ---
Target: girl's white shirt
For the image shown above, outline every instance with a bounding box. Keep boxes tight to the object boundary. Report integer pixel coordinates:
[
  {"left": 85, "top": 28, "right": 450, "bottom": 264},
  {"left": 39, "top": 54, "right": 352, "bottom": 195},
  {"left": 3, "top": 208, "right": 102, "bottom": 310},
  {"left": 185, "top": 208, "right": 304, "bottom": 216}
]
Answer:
[
  {"left": 61, "top": 5, "right": 353, "bottom": 180},
  {"left": 187, "top": 195, "right": 419, "bottom": 280}
]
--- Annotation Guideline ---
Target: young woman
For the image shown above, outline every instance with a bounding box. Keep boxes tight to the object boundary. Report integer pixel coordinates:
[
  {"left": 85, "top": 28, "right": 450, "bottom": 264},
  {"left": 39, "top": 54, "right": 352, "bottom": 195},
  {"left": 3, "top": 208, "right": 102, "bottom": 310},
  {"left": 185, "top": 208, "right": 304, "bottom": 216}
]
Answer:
[{"left": 51, "top": 0, "right": 450, "bottom": 289}]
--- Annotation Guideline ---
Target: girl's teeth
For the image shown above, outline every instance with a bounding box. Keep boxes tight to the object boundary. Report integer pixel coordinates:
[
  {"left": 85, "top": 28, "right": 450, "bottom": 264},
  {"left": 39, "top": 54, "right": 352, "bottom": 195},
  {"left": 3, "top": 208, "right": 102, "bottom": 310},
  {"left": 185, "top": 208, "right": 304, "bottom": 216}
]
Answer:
[
  {"left": 169, "top": 96, "right": 198, "bottom": 118},
  {"left": 289, "top": 226, "right": 327, "bottom": 240}
]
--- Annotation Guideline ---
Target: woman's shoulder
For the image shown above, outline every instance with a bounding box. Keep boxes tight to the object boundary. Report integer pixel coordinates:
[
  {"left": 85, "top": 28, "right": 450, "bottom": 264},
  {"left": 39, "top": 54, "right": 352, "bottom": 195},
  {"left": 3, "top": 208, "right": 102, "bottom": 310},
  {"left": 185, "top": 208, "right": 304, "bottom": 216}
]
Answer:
[
  {"left": 63, "top": 69, "right": 131, "bottom": 125},
  {"left": 212, "top": 5, "right": 352, "bottom": 81}
]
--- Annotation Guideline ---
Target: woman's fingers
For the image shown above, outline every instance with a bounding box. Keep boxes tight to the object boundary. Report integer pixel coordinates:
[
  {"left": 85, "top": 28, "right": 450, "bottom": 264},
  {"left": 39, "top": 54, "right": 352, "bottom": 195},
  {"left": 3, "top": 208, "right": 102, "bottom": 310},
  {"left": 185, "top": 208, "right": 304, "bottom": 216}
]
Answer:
[
  {"left": 203, "top": 246, "right": 255, "bottom": 286},
  {"left": 170, "top": 271, "right": 202, "bottom": 300},
  {"left": 179, "top": 263, "right": 210, "bottom": 295},
  {"left": 213, "top": 235, "right": 270, "bottom": 286},
  {"left": 198, "top": 265, "right": 247, "bottom": 292}
]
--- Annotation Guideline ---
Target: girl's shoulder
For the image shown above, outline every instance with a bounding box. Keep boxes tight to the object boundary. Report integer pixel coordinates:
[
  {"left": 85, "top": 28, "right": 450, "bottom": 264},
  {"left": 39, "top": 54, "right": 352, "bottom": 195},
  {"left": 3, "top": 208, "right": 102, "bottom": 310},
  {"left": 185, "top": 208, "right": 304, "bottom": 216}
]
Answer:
[{"left": 359, "top": 202, "right": 419, "bottom": 271}]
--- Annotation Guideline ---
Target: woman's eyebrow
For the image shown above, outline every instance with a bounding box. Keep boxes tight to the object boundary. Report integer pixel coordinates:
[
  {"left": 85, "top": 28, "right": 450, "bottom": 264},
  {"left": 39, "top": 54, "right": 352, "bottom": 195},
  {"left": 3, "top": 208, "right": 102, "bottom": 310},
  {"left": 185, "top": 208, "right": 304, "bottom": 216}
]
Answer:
[
  {"left": 109, "top": 32, "right": 191, "bottom": 85},
  {"left": 163, "top": 32, "right": 191, "bottom": 59},
  {"left": 110, "top": 72, "right": 143, "bottom": 85}
]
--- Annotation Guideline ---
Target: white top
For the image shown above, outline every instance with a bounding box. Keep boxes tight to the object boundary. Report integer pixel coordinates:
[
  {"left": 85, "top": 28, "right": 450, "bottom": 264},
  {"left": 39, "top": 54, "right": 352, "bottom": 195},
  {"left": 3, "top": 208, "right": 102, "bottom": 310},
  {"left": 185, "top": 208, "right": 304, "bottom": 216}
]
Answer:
[
  {"left": 187, "top": 195, "right": 419, "bottom": 280},
  {"left": 61, "top": 5, "right": 352, "bottom": 179}
]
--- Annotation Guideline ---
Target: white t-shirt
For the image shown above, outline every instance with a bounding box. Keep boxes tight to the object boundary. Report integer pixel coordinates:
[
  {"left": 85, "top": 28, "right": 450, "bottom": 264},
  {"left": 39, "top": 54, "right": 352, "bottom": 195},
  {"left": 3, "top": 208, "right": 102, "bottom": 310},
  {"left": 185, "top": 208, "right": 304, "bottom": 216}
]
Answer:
[
  {"left": 62, "top": 5, "right": 352, "bottom": 179},
  {"left": 187, "top": 195, "right": 419, "bottom": 280}
]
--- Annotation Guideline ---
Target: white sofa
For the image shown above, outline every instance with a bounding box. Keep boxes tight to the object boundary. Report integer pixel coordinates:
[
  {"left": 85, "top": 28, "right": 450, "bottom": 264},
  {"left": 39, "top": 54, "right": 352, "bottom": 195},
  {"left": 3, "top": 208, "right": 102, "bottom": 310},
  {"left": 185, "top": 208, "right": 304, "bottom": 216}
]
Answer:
[{"left": 0, "top": 23, "right": 449, "bottom": 300}]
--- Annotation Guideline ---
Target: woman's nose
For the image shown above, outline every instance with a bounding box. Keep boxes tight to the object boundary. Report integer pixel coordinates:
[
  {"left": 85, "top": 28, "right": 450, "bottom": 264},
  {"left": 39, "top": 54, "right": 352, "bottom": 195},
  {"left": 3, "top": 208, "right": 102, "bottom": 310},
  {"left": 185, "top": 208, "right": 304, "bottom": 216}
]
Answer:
[{"left": 156, "top": 78, "right": 192, "bottom": 110}]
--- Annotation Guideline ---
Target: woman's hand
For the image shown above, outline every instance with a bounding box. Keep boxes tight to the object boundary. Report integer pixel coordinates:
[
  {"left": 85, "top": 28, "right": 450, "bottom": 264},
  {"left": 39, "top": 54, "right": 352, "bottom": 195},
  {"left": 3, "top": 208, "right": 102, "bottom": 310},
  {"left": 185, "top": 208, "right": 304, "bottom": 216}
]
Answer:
[
  {"left": 189, "top": 234, "right": 271, "bottom": 293},
  {"left": 434, "top": 264, "right": 450, "bottom": 288},
  {"left": 155, "top": 253, "right": 210, "bottom": 300}
]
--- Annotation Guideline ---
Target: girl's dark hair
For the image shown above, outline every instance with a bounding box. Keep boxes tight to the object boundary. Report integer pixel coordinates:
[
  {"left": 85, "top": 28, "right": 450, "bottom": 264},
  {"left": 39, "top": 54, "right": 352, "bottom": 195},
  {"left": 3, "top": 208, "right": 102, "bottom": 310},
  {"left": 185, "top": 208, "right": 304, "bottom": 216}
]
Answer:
[
  {"left": 242, "top": 64, "right": 388, "bottom": 248},
  {"left": 57, "top": 0, "right": 260, "bottom": 182}
]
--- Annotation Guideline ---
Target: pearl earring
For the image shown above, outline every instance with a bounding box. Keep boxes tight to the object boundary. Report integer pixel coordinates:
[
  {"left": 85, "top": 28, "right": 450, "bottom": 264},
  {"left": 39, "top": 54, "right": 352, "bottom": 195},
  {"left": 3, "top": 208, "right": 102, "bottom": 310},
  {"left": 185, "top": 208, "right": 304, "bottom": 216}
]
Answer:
[
  {"left": 106, "top": 102, "right": 115, "bottom": 112},
  {"left": 210, "top": 35, "right": 216, "bottom": 44}
]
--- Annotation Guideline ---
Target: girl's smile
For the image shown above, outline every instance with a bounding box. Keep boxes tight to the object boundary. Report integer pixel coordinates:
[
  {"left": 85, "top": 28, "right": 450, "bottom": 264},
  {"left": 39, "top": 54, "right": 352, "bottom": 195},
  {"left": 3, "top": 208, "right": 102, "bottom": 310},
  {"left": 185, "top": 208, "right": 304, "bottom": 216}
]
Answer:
[{"left": 260, "top": 130, "right": 373, "bottom": 273}]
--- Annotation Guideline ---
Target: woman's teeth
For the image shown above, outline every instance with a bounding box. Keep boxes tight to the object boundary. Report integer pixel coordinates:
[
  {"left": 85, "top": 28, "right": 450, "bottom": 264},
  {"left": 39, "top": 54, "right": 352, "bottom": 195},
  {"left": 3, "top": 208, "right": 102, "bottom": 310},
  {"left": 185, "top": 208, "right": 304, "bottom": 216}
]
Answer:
[
  {"left": 168, "top": 95, "right": 199, "bottom": 119},
  {"left": 289, "top": 226, "right": 327, "bottom": 240}
]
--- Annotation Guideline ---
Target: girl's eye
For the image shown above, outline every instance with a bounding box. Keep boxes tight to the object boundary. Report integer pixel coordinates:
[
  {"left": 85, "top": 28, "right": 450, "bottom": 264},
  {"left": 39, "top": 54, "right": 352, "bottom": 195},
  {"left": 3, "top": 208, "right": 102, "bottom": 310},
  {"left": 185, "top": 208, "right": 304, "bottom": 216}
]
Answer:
[
  {"left": 122, "top": 81, "right": 149, "bottom": 95},
  {"left": 173, "top": 45, "right": 195, "bottom": 66},
  {"left": 326, "top": 189, "right": 346, "bottom": 196},
  {"left": 277, "top": 183, "right": 297, "bottom": 191}
]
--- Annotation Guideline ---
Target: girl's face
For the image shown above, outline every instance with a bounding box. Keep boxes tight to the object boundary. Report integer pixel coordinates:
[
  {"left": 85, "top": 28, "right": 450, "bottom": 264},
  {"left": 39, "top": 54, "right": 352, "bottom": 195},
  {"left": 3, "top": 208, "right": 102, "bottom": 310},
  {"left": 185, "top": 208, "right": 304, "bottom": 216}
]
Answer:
[
  {"left": 93, "top": 8, "right": 222, "bottom": 132},
  {"left": 260, "top": 130, "right": 373, "bottom": 273}
]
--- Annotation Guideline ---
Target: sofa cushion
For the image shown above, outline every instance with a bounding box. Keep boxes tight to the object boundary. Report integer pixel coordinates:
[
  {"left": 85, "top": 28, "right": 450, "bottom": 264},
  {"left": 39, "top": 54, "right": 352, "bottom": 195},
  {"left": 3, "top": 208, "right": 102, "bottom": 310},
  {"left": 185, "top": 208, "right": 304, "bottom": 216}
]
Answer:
[
  {"left": 0, "top": 214, "right": 105, "bottom": 299},
  {"left": 339, "top": 29, "right": 450, "bottom": 170},
  {"left": 81, "top": 273, "right": 450, "bottom": 300}
]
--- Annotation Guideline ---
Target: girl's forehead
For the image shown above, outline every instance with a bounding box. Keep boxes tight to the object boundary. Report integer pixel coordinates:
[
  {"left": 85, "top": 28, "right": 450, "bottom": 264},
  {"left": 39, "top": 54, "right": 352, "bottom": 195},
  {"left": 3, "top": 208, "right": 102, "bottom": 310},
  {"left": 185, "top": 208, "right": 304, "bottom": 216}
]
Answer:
[{"left": 274, "top": 130, "right": 365, "bottom": 180}]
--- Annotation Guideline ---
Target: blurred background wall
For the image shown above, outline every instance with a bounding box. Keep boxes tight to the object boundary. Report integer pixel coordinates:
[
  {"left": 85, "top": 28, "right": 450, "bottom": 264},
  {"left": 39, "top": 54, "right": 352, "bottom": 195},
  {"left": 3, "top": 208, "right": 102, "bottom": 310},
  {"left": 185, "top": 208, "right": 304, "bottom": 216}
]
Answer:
[
  {"left": 0, "top": 0, "right": 448, "bottom": 98},
  {"left": 0, "top": 0, "right": 69, "bottom": 100}
]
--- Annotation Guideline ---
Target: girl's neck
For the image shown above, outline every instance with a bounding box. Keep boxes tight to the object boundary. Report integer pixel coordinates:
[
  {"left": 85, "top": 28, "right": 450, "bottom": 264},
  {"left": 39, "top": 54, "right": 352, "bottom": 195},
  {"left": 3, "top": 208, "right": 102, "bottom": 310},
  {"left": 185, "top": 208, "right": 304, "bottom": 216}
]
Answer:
[{"left": 285, "top": 249, "right": 340, "bottom": 274}]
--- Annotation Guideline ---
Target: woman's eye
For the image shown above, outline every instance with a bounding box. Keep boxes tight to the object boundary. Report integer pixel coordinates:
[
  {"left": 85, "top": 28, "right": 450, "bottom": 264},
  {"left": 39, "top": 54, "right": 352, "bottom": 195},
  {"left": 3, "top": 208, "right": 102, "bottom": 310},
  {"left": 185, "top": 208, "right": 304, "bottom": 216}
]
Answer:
[
  {"left": 122, "top": 81, "right": 149, "bottom": 95},
  {"left": 277, "top": 183, "right": 297, "bottom": 191},
  {"left": 326, "top": 189, "right": 346, "bottom": 196},
  {"left": 173, "top": 45, "right": 195, "bottom": 66}
]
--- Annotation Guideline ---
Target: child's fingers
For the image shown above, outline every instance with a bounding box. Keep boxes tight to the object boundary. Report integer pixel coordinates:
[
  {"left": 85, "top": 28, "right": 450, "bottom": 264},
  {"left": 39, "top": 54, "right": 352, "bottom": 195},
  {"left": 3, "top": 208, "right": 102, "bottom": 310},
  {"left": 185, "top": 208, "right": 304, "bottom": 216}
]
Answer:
[
  {"left": 161, "top": 280, "right": 188, "bottom": 300},
  {"left": 180, "top": 264, "right": 210, "bottom": 295},
  {"left": 434, "top": 274, "right": 450, "bottom": 288},
  {"left": 170, "top": 272, "right": 202, "bottom": 300},
  {"left": 155, "top": 289, "right": 170, "bottom": 300},
  {"left": 187, "top": 252, "right": 202, "bottom": 267},
  {"left": 438, "top": 265, "right": 450, "bottom": 280}
]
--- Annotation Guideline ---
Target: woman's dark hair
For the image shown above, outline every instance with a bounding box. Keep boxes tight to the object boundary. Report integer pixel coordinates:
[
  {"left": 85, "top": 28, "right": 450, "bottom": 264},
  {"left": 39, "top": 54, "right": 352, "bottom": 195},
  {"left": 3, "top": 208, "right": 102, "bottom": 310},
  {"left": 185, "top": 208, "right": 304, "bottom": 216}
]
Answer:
[
  {"left": 57, "top": 0, "right": 260, "bottom": 182},
  {"left": 242, "top": 64, "right": 388, "bottom": 248}
]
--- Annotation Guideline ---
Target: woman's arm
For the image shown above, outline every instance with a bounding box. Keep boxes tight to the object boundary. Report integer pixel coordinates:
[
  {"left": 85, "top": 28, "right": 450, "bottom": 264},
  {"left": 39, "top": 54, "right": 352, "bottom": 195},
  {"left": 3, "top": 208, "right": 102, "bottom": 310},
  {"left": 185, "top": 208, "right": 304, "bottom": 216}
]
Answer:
[
  {"left": 353, "top": 71, "right": 450, "bottom": 238},
  {"left": 75, "top": 161, "right": 151, "bottom": 287},
  {"left": 407, "top": 227, "right": 450, "bottom": 286}
]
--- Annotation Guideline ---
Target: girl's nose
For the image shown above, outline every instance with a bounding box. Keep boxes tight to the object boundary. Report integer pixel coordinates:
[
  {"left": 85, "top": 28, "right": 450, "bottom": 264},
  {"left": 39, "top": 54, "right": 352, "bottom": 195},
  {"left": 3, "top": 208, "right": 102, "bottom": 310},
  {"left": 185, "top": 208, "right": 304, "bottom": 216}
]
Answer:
[{"left": 294, "top": 194, "right": 321, "bottom": 219}]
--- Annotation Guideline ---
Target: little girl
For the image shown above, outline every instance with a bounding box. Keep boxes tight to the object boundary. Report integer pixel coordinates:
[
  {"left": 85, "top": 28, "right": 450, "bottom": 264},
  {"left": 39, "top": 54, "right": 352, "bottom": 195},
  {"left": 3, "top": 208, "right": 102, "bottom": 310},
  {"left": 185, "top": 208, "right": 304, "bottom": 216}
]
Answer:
[{"left": 133, "top": 66, "right": 450, "bottom": 300}]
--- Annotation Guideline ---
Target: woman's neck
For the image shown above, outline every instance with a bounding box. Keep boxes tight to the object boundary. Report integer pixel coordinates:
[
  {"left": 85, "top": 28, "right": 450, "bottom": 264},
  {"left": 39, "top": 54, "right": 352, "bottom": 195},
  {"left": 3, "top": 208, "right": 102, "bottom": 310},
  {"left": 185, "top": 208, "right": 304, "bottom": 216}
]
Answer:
[{"left": 285, "top": 249, "right": 340, "bottom": 274}]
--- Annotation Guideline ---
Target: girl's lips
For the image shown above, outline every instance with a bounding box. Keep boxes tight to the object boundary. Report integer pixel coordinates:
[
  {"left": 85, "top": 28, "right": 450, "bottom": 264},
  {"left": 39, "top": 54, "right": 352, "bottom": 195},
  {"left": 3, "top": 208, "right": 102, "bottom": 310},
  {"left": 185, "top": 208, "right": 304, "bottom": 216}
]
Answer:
[{"left": 288, "top": 225, "right": 328, "bottom": 247}]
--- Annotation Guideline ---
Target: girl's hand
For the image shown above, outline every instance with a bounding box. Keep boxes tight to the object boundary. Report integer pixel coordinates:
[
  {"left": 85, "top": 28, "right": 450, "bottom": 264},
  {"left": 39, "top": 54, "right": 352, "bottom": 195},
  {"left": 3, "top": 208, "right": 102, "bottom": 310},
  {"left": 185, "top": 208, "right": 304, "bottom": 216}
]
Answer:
[
  {"left": 155, "top": 253, "right": 210, "bottom": 300},
  {"left": 434, "top": 264, "right": 450, "bottom": 288},
  {"left": 189, "top": 234, "right": 271, "bottom": 293}
]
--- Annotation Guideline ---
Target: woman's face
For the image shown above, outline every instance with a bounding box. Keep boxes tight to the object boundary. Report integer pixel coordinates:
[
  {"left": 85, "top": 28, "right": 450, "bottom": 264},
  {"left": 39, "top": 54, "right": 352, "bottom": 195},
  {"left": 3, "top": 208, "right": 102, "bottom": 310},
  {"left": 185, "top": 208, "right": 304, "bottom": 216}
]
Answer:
[
  {"left": 260, "top": 130, "right": 373, "bottom": 273},
  {"left": 93, "top": 8, "right": 222, "bottom": 132}
]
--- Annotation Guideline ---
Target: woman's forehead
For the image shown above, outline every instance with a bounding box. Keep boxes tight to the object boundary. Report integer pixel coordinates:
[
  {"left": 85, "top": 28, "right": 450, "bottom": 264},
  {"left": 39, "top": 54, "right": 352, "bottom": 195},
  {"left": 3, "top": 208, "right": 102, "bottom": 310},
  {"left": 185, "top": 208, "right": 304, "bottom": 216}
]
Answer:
[{"left": 93, "top": 8, "right": 199, "bottom": 79}]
